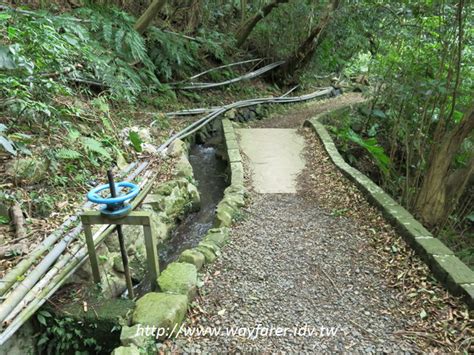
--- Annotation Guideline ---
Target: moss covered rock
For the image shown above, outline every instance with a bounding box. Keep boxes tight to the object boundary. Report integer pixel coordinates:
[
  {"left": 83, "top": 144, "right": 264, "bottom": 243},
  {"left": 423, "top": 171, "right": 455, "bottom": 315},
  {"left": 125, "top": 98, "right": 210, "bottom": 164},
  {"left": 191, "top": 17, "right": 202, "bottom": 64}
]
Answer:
[
  {"left": 157, "top": 262, "right": 197, "bottom": 298},
  {"left": 168, "top": 139, "right": 188, "bottom": 158},
  {"left": 195, "top": 245, "right": 217, "bottom": 264},
  {"left": 179, "top": 249, "right": 205, "bottom": 270},
  {"left": 203, "top": 228, "right": 229, "bottom": 248},
  {"left": 199, "top": 240, "right": 220, "bottom": 254},
  {"left": 222, "top": 193, "right": 245, "bottom": 208},
  {"left": 120, "top": 325, "right": 152, "bottom": 348},
  {"left": 153, "top": 180, "right": 177, "bottom": 196},
  {"left": 132, "top": 293, "right": 188, "bottom": 334},
  {"left": 174, "top": 155, "right": 193, "bottom": 179},
  {"left": 164, "top": 186, "right": 188, "bottom": 217},
  {"left": 215, "top": 202, "right": 235, "bottom": 227},
  {"left": 187, "top": 183, "right": 201, "bottom": 212},
  {"left": 143, "top": 194, "right": 167, "bottom": 211},
  {"left": 111, "top": 344, "right": 140, "bottom": 355}
]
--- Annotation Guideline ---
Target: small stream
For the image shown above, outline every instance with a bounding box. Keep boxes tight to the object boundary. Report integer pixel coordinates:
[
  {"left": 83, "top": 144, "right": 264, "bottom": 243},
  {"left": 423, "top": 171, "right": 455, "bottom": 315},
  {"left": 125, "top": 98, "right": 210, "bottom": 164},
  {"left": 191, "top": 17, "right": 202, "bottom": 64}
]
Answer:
[
  {"left": 159, "top": 144, "right": 228, "bottom": 268},
  {"left": 131, "top": 143, "right": 227, "bottom": 297}
]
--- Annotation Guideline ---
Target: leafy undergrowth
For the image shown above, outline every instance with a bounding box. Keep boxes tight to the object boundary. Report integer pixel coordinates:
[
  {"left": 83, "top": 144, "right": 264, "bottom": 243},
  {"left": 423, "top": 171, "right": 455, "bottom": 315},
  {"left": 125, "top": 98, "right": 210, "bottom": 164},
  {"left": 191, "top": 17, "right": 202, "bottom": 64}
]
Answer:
[
  {"left": 323, "top": 108, "right": 473, "bottom": 269},
  {"left": 0, "top": 5, "right": 278, "bottom": 274}
]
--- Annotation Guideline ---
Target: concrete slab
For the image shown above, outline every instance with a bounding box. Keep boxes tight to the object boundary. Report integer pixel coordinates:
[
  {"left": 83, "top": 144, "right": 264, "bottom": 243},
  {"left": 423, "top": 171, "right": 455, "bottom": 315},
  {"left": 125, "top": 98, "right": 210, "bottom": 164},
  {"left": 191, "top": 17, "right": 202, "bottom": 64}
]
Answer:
[{"left": 237, "top": 128, "right": 305, "bottom": 194}]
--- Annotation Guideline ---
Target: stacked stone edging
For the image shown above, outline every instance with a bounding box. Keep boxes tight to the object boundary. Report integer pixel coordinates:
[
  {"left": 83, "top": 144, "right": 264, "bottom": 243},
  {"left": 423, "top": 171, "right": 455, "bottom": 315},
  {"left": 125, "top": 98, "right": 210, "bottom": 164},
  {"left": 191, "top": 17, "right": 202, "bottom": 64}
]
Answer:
[
  {"left": 115, "top": 120, "right": 247, "bottom": 354},
  {"left": 304, "top": 116, "right": 474, "bottom": 309}
]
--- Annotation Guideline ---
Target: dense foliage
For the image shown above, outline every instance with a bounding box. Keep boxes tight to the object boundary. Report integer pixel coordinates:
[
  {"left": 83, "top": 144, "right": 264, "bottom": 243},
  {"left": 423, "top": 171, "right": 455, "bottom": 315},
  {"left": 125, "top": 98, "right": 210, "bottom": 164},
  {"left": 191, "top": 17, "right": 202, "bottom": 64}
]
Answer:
[{"left": 0, "top": 0, "right": 472, "bottom": 261}]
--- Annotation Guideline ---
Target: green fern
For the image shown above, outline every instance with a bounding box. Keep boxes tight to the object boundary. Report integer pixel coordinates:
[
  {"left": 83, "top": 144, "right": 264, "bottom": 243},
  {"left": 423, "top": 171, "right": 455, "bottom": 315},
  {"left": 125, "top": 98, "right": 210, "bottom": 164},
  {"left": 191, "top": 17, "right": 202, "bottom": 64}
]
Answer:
[
  {"left": 80, "top": 137, "right": 111, "bottom": 160},
  {"left": 147, "top": 28, "right": 199, "bottom": 80},
  {"left": 126, "top": 31, "right": 146, "bottom": 62},
  {"left": 114, "top": 29, "right": 126, "bottom": 55},
  {"left": 102, "top": 21, "right": 113, "bottom": 45},
  {"left": 67, "top": 129, "right": 81, "bottom": 142},
  {"left": 56, "top": 148, "right": 82, "bottom": 160}
]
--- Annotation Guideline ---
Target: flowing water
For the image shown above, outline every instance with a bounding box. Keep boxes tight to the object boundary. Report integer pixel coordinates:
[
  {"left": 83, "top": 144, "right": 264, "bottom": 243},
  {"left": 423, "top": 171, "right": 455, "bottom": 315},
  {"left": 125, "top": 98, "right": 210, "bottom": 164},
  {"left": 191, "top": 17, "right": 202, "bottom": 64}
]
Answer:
[
  {"left": 159, "top": 144, "right": 228, "bottom": 268},
  {"left": 130, "top": 143, "right": 227, "bottom": 297}
]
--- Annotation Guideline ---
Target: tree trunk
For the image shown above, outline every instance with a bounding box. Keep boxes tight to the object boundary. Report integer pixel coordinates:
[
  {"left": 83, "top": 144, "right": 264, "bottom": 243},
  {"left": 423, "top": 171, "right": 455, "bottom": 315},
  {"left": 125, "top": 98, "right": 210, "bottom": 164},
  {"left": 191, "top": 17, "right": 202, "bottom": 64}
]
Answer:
[
  {"left": 240, "top": 0, "right": 247, "bottom": 23},
  {"left": 134, "top": 0, "right": 167, "bottom": 34},
  {"left": 415, "top": 104, "right": 474, "bottom": 226},
  {"left": 186, "top": 0, "right": 203, "bottom": 32},
  {"left": 235, "top": 0, "right": 289, "bottom": 48},
  {"left": 277, "top": 0, "right": 341, "bottom": 80}
]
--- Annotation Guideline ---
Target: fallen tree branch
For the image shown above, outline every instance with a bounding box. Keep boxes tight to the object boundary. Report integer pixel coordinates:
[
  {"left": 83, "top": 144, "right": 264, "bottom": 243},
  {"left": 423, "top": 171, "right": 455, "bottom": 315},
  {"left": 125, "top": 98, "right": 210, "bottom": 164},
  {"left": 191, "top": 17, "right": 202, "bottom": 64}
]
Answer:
[
  {"left": 0, "top": 203, "right": 28, "bottom": 259},
  {"left": 320, "top": 267, "right": 343, "bottom": 297},
  {"left": 163, "top": 29, "right": 201, "bottom": 42}
]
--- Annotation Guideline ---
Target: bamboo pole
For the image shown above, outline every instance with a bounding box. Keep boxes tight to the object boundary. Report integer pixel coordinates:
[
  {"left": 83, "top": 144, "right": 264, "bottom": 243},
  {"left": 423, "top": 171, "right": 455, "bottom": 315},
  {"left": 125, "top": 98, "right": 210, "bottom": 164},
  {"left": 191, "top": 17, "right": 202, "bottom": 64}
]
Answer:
[
  {"left": 0, "top": 162, "right": 138, "bottom": 297},
  {"left": 175, "top": 61, "right": 284, "bottom": 90},
  {"left": 171, "top": 58, "right": 263, "bottom": 85},
  {"left": 3, "top": 172, "right": 155, "bottom": 326},
  {"left": 0, "top": 163, "right": 144, "bottom": 322},
  {"left": 161, "top": 87, "right": 334, "bottom": 150},
  {"left": 0, "top": 173, "right": 156, "bottom": 345}
]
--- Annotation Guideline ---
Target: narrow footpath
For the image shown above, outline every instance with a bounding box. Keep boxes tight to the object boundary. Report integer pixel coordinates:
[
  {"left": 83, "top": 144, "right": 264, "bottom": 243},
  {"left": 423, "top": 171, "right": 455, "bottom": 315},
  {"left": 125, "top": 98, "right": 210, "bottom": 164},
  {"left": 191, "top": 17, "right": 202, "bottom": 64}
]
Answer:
[{"left": 162, "top": 96, "right": 470, "bottom": 353}]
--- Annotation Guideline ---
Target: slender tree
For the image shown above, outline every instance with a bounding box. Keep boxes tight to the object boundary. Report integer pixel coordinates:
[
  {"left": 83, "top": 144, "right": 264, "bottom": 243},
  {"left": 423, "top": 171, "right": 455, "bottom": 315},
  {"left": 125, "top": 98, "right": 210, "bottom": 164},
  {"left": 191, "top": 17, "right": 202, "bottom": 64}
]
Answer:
[
  {"left": 241, "top": 0, "right": 247, "bottom": 23},
  {"left": 134, "top": 0, "right": 167, "bottom": 34},
  {"left": 413, "top": 0, "right": 473, "bottom": 227},
  {"left": 415, "top": 104, "right": 474, "bottom": 226},
  {"left": 235, "top": 0, "right": 290, "bottom": 48},
  {"left": 277, "top": 0, "right": 341, "bottom": 79}
]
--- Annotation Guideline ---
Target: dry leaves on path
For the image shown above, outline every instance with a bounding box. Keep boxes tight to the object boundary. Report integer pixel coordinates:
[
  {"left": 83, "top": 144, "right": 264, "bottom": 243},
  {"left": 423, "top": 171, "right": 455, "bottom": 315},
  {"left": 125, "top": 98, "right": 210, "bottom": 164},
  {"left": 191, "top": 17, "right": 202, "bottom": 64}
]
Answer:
[{"left": 298, "top": 127, "right": 472, "bottom": 352}]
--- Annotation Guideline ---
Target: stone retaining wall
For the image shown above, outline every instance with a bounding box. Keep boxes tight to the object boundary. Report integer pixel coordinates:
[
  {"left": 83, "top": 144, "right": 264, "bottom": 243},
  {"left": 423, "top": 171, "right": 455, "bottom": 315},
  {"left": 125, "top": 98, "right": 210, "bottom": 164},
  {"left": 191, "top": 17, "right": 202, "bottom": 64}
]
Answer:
[
  {"left": 113, "top": 119, "right": 247, "bottom": 354},
  {"left": 68, "top": 139, "right": 200, "bottom": 298},
  {"left": 304, "top": 116, "right": 474, "bottom": 309}
]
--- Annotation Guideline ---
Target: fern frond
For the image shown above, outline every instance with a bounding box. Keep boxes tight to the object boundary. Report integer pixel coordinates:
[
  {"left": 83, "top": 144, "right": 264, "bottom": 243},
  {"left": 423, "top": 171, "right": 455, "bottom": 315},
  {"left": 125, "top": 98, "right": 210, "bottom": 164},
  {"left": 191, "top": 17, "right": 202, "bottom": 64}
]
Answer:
[
  {"left": 81, "top": 137, "right": 111, "bottom": 159},
  {"left": 102, "top": 22, "right": 113, "bottom": 45},
  {"left": 68, "top": 129, "right": 81, "bottom": 142},
  {"left": 56, "top": 148, "right": 81, "bottom": 160},
  {"left": 126, "top": 31, "right": 147, "bottom": 62},
  {"left": 114, "top": 29, "right": 126, "bottom": 55}
]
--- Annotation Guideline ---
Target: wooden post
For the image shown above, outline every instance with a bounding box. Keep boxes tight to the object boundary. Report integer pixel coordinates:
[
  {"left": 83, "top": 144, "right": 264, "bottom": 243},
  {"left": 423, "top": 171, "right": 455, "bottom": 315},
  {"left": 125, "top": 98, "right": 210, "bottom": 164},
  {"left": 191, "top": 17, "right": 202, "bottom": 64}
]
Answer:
[
  {"left": 143, "top": 225, "right": 160, "bottom": 288},
  {"left": 80, "top": 211, "right": 160, "bottom": 292},
  {"left": 83, "top": 223, "right": 101, "bottom": 284}
]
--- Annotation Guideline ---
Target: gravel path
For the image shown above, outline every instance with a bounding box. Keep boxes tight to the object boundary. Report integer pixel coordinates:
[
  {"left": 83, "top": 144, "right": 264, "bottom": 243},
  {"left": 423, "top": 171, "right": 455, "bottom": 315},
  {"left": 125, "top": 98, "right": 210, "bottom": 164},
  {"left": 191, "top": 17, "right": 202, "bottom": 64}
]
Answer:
[
  {"left": 161, "top": 95, "right": 470, "bottom": 353},
  {"left": 163, "top": 193, "right": 419, "bottom": 352},
  {"left": 251, "top": 92, "right": 365, "bottom": 129}
]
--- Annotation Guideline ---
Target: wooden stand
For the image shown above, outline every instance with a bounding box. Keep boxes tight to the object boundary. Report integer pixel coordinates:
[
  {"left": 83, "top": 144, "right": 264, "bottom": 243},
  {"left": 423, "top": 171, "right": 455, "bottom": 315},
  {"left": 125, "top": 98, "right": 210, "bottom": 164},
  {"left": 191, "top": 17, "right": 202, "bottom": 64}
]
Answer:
[{"left": 81, "top": 211, "right": 160, "bottom": 289}]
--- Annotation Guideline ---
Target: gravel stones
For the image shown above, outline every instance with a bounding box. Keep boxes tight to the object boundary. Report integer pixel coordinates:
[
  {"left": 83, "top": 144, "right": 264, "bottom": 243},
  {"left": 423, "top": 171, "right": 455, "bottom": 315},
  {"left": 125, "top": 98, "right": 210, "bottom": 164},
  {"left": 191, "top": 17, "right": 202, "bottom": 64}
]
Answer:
[
  {"left": 162, "top": 108, "right": 471, "bottom": 351},
  {"left": 162, "top": 193, "right": 420, "bottom": 352}
]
